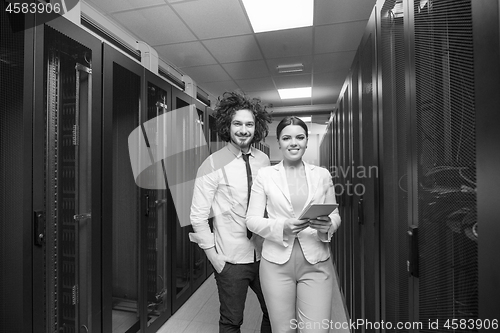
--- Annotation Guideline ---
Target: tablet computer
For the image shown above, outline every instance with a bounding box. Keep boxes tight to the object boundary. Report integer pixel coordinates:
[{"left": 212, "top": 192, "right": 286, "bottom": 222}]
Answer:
[{"left": 298, "top": 203, "right": 339, "bottom": 220}]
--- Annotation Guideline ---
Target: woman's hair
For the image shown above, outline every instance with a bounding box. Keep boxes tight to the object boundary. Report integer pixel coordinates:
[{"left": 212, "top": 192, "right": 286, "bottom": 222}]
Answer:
[
  {"left": 276, "top": 116, "right": 309, "bottom": 139},
  {"left": 213, "top": 91, "right": 272, "bottom": 144}
]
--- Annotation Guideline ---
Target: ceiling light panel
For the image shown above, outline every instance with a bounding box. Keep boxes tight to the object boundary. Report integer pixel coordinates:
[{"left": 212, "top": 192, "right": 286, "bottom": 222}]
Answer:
[
  {"left": 278, "top": 87, "right": 312, "bottom": 99},
  {"left": 242, "top": 0, "right": 314, "bottom": 33},
  {"left": 277, "top": 63, "right": 304, "bottom": 74}
]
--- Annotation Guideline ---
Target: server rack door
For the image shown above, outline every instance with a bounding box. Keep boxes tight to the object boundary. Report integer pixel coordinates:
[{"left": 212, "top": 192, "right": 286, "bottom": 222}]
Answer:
[
  {"left": 378, "top": 0, "right": 411, "bottom": 328},
  {"left": 1, "top": 7, "right": 33, "bottom": 333},
  {"left": 143, "top": 70, "right": 173, "bottom": 332},
  {"left": 169, "top": 88, "right": 195, "bottom": 312},
  {"left": 333, "top": 111, "right": 341, "bottom": 266},
  {"left": 204, "top": 108, "right": 219, "bottom": 278},
  {"left": 474, "top": 0, "right": 500, "bottom": 323},
  {"left": 32, "top": 15, "right": 102, "bottom": 333},
  {"left": 357, "top": 10, "right": 381, "bottom": 332},
  {"left": 349, "top": 57, "right": 364, "bottom": 325},
  {"left": 102, "top": 44, "right": 144, "bottom": 333},
  {"left": 412, "top": 0, "right": 478, "bottom": 329},
  {"left": 191, "top": 99, "right": 210, "bottom": 290},
  {"left": 343, "top": 85, "right": 354, "bottom": 318},
  {"left": 337, "top": 97, "right": 346, "bottom": 293}
]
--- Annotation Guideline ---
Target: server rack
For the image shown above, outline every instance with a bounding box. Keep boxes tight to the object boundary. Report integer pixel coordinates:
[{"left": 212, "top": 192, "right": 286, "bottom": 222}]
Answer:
[
  {"left": 319, "top": 0, "right": 498, "bottom": 331},
  {"left": 143, "top": 69, "right": 174, "bottom": 332},
  {"left": 1, "top": 5, "right": 262, "bottom": 333},
  {"left": 31, "top": 14, "right": 103, "bottom": 333},
  {"left": 169, "top": 88, "right": 213, "bottom": 312},
  {"left": 0, "top": 4, "right": 34, "bottom": 333},
  {"left": 102, "top": 43, "right": 144, "bottom": 333},
  {"left": 474, "top": 0, "right": 500, "bottom": 324},
  {"left": 378, "top": 0, "right": 411, "bottom": 328},
  {"left": 328, "top": 10, "right": 381, "bottom": 331}
]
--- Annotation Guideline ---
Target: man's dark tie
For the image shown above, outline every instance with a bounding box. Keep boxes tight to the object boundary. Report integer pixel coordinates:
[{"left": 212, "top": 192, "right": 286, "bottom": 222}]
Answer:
[{"left": 242, "top": 153, "right": 253, "bottom": 239}]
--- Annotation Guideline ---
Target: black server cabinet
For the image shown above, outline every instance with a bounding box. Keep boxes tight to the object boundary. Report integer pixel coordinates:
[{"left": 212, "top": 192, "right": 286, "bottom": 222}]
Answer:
[
  {"left": 412, "top": 0, "right": 478, "bottom": 329},
  {"left": 192, "top": 99, "right": 211, "bottom": 290},
  {"left": 349, "top": 61, "right": 363, "bottom": 325},
  {"left": 142, "top": 69, "right": 174, "bottom": 332},
  {"left": 378, "top": 0, "right": 411, "bottom": 328},
  {"left": 356, "top": 10, "right": 381, "bottom": 331},
  {"left": 31, "top": 15, "right": 103, "bottom": 333},
  {"left": 102, "top": 44, "right": 144, "bottom": 333},
  {"left": 474, "top": 0, "right": 500, "bottom": 324},
  {"left": 324, "top": 8, "right": 381, "bottom": 332},
  {"left": 320, "top": 0, "right": 498, "bottom": 329},
  {"left": 0, "top": 5, "right": 34, "bottom": 333},
  {"left": 169, "top": 89, "right": 210, "bottom": 313}
]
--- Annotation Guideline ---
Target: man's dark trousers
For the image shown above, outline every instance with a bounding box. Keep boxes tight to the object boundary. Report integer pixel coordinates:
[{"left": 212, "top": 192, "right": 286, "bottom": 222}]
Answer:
[{"left": 214, "top": 261, "right": 272, "bottom": 333}]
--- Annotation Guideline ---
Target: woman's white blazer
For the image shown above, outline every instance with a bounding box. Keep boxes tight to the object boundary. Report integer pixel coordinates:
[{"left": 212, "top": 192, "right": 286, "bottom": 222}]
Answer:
[{"left": 246, "top": 161, "right": 341, "bottom": 265}]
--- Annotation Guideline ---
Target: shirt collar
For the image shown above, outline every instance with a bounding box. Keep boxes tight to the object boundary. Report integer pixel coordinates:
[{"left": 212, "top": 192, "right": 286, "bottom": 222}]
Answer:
[{"left": 227, "top": 141, "right": 254, "bottom": 158}]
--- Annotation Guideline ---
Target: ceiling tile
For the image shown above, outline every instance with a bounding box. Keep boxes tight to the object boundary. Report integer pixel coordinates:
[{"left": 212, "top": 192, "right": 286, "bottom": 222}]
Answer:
[
  {"left": 314, "top": 21, "right": 368, "bottom": 54},
  {"left": 165, "top": 0, "right": 197, "bottom": 3},
  {"left": 313, "top": 72, "right": 345, "bottom": 89},
  {"left": 315, "top": 0, "right": 377, "bottom": 25},
  {"left": 313, "top": 73, "right": 345, "bottom": 103},
  {"left": 256, "top": 27, "right": 313, "bottom": 59},
  {"left": 273, "top": 74, "right": 312, "bottom": 90},
  {"left": 246, "top": 90, "right": 282, "bottom": 106},
  {"left": 171, "top": 0, "right": 253, "bottom": 39},
  {"left": 222, "top": 60, "right": 270, "bottom": 80},
  {"left": 155, "top": 42, "right": 217, "bottom": 68},
  {"left": 313, "top": 51, "right": 356, "bottom": 76},
  {"left": 84, "top": 0, "right": 377, "bottom": 112},
  {"left": 200, "top": 80, "right": 240, "bottom": 98},
  {"left": 112, "top": 6, "right": 197, "bottom": 46},
  {"left": 236, "top": 77, "right": 276, "bottom": 92},
  {"left": 181, "top": 64, "right": 232, "bottom": 83},
  {"left": 86, "top": 0, "right": 165, "bottom": 14},
  {"left": 280, "top": 97, "right": 313, "bottom": 107},
  {"left": 202, "top": 35, "right": 263, "bottom": 64},
  {"left": 311, "top": 114, "right": 331, "bottom": 124}
]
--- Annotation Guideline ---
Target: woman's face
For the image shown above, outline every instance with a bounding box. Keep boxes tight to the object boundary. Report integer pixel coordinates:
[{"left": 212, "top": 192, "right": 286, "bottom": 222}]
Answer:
[{"left": 278, "top": 124, "right": 308, "bottom": 162}]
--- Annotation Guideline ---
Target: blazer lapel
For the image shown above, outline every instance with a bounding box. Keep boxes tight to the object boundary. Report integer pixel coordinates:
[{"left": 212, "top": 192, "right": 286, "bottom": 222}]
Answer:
[
  {"left": 302, "top": 162, "right": 321, "bottom": 211},
  {"left": 271, "top": 161, "right": 292, "bottom": 205}
]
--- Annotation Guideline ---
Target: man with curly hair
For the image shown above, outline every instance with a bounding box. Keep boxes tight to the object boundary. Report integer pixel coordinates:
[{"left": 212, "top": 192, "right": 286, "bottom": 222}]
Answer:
[{"left": 190, "top": 91, "right": 272, "bottom": 332}]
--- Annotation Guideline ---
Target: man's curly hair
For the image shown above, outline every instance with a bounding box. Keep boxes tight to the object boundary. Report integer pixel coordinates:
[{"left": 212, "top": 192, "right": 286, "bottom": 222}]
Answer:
[{"left": 213, "top": 91, "right": 272, "bottom": 144}]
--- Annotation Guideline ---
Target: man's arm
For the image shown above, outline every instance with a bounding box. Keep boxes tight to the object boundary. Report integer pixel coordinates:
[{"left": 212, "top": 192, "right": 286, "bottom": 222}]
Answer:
[
  {"left": 189, "top": 157, "right": 227, "bottom": 272},
  {"left": 189, "top": 156, "right": 217, "bottom": 246}
]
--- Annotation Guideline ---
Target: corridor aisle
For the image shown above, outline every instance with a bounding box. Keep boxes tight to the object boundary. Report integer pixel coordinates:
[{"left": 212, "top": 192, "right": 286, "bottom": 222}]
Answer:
[{"left": 158, "top": 268, "right": 350, "bottom": 333}]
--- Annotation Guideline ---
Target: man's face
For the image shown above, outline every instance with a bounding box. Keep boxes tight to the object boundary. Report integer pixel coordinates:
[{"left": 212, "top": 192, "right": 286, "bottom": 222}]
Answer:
[{"left": 229, "top": 109, "right": 255, "bottom": 152}]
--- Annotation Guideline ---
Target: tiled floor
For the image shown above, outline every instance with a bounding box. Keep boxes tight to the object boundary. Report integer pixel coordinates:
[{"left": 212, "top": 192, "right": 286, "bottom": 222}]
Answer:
[{"left": 158, "top": 268, "right": 350, "bottom": 333}]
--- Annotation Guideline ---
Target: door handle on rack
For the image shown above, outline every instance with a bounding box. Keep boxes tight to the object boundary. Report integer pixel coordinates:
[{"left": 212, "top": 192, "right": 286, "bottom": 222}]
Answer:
[
  {"left": 407, "top": 226, "right": 419, "bottom": 277},
  {"left": 145, "top": 194, "right": 150, "bottom": 217},
  {"left": 155, "top": 198, "right": 168, "bottom": 207},
  {"left": 34, "top": 210, "right": 45, "bottom": 246},
  {"left": 74, "top": 213, "right": 91, "bottom": 222},
  {"left": 357, "top": 197, "right": 364, "bottom": 225}
]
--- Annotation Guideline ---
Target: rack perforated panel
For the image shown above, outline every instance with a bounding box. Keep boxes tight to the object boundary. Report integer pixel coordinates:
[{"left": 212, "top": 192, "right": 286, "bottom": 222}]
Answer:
[
  {"left": 380, "top": 0, "right": 410, "bottom": 329},
  {"left": 414, "top": 0, "right": 477, "bottom": 330},
  {"left": 0, "top": 3, "right": 26, "bottom": 332}
]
